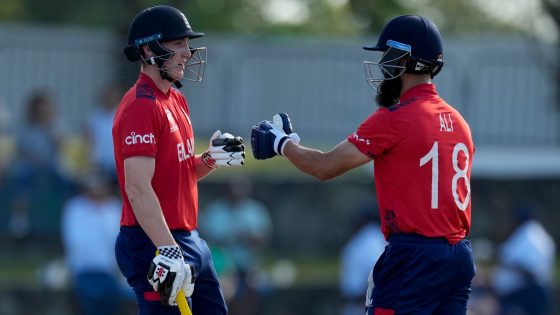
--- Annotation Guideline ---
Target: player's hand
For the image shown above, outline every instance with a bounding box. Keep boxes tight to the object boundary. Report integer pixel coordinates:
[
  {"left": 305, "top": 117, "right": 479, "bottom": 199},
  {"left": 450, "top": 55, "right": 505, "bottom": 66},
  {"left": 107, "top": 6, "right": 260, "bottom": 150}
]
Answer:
[
  {"left": 251, "top": 113, "right": 300, "bottom": 159},
  {"left": 147, "top": 245, "right": 195, "bottom": 306},
  {"left": 202, "top": 130, "right": 245, "bottom": 169}
]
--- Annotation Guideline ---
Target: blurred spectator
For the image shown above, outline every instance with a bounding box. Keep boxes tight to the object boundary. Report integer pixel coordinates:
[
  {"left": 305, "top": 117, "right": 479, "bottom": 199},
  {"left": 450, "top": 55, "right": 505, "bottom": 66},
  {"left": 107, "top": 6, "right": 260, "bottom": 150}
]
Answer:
[
  {"left": 85, "top": 83, "right": 122, "bottom": 179},
  {"left": 467, "top": 238, "right": 500, "bottom": 315},
  {"left": 17, "top": 89, "right": 65, "bottom": 174},
  {"left": 61, "top": 171, "right": 130, "bottom": 315},
  {"left": 199, "top": 177, "right": 272, "bottom": 315},
  {"left": 491, "top": 200, "right": 556, "bottom": 315},
  {"left": 7, "top": 90, "right": 72, "bottom": 238},
  {"left": 339, "top": 201, "right": 386, "bottom": 315},
  {"left": 0, "top": 98, "right": 15, "bottom": 178},
  {"left": 0, "top": 97, "right": 16, "bottom": 234}
]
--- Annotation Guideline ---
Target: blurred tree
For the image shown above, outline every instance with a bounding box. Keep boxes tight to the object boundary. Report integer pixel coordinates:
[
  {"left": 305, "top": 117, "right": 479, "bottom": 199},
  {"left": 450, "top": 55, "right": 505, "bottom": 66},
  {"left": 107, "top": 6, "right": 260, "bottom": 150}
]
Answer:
[
  {"left": 0, "top": 0, "right": 555, "bottom": 40},
  {"left": 347, "top": 0, "right": 406, "bottom": 32},
  {"left": 0, "top": 0, "right": 539, "bottom": 36},
  {"left": 541, "top": 0, "right": 560, "bottom": 109},
  {"left": 347, "top": 0, "right": 525, "bottom": 35},
  {"left": 0, "top": 0, "right": 24, "bottom": 20},
  {"left": 544, "top": 0, "right": 560, "bottom": 26}
]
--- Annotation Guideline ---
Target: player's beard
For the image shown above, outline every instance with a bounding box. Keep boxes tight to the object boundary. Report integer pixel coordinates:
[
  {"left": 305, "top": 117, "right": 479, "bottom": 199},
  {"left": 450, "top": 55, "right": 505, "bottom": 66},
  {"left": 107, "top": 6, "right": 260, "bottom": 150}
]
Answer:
[{"left": 376, "top": 77, "right": 402, "bottom": 108}]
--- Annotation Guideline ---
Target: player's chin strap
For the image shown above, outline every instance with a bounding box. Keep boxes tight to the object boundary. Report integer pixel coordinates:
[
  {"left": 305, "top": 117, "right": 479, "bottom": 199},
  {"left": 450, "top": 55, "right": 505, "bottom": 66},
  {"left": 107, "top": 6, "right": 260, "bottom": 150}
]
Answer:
[{"left": 143, "top": 41, "right": 183, "bottom": 89}]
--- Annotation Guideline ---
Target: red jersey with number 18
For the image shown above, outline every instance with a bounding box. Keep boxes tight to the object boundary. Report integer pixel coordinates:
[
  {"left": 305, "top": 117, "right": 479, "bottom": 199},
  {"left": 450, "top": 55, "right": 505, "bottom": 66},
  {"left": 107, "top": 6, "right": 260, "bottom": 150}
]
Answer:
[
  {"left": 348, "top": 84, "right": 474, "bottom": 244},
  {"left": 113, "top": 73, "right": 198, "bottom": 231}
]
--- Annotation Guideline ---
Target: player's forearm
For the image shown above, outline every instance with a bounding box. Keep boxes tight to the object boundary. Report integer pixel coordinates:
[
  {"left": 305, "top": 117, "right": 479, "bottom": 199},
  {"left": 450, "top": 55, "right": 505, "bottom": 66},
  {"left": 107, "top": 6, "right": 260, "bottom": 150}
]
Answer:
[
  {"left": 283, "top": 142, "right": 340, "bottom": 180},
  {"left": 126, "top": 184, "right": 176, "bottom": 247},
  {"left": 194, "top": 154, "right": 215, "bottom": 180}
]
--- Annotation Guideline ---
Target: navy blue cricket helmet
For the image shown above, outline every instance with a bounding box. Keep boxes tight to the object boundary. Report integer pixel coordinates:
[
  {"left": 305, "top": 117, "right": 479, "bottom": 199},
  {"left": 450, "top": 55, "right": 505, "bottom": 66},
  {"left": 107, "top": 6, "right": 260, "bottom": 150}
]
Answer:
[
  {"left": 123, "top": 5, "right": 207, "bottom": 86},
  {"left": 363, "top": 15, "right": 444, "bottom": 87},
  {"left": 124, "top": 5, "right": 204, "bottom": 62}
]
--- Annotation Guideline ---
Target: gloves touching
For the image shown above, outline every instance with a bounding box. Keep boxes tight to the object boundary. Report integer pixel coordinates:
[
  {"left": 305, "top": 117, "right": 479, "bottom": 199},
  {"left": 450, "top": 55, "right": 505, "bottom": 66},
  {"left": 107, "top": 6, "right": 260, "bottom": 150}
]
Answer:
[
  {"left": 251, "top": 113, "right": 300, "bottom": 159},
  {"left": 202, "top": 130, "right": 245, "bottom": 169}
]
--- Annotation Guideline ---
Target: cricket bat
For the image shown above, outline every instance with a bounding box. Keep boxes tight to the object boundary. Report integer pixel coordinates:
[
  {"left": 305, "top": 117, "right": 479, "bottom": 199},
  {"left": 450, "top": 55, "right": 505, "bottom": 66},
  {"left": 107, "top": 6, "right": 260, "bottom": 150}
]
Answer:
[{"left": 177, "top": 289, "right": 192, "bottom": 315}]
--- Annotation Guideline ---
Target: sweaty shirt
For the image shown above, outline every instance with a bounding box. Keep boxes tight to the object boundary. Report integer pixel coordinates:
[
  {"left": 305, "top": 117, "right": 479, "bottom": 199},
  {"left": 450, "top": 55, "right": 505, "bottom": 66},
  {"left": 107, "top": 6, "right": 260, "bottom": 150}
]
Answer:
[
  {"left": 113, "top": 73, "right": 198, "bottom": 231},
  {"left": 348, "top": 84, "right": 474, "bottom": 244}
]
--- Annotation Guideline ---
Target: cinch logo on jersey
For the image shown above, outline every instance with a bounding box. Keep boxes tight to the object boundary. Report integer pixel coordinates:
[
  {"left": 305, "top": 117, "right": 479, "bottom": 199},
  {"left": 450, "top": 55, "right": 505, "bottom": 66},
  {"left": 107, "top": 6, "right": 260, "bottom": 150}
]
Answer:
[{"left": 125, "top": 132, "right": 156, "bottom": 145}]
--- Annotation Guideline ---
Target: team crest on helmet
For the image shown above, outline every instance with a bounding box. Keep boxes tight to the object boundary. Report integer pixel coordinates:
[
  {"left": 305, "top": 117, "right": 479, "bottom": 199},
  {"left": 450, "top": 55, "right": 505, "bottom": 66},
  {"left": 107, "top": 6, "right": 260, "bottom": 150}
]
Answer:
[{"left": 179, "top": 12, "right": 192, "bottom": 29}]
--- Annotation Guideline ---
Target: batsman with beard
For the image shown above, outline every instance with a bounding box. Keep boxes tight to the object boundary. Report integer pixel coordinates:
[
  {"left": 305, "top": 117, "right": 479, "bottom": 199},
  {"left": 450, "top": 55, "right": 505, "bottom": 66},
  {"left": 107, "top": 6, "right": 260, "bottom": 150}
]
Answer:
[{"left": 251, "top": 15, "right": 476, "bottom": 314}]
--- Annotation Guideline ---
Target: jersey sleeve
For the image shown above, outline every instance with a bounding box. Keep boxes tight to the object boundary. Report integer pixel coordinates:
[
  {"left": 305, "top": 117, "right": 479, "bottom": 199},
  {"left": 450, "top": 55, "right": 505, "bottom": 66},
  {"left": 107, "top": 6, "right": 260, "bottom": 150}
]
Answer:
[
  {"left": 118, "top": 99, "right": 162, "bottom": 158},
  {"left": 347, "top": 108, "right": 399, "bottom": 159}
]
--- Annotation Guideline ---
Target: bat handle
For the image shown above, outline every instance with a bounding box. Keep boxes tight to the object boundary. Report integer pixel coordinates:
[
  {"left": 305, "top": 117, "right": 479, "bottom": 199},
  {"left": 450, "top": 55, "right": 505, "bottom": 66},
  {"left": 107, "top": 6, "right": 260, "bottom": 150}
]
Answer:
[
  {"left": 154, "top": 250, "right": 192, "bottom": 314},
  {"left": 177, "top": 289, "right": 193, "bottom": 315}
]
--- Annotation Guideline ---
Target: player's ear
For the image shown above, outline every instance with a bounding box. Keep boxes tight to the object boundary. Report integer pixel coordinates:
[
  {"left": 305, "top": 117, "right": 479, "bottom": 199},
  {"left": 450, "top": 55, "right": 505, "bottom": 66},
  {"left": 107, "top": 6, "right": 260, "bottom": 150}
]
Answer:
[{"left": 142, "top": 44, "right": 153, "bottom": 57}]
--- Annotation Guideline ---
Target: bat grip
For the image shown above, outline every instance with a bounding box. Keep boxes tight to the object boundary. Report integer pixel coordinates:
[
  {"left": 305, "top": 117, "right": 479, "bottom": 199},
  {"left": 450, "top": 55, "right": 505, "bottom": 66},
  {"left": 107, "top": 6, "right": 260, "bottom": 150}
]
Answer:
[{"left": 177, "top": 289, "right": 193, "bottom": 315}]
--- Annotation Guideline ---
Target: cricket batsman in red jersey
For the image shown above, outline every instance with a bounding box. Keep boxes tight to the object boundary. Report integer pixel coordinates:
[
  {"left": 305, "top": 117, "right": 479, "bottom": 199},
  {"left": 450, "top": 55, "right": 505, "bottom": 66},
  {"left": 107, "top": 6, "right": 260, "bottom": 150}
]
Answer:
[
  {"left": 113, "top": 5, "right": 244, "bottom": 315},
  {"left": 251, "top": 15, "right": 475, "bottom": 314}
]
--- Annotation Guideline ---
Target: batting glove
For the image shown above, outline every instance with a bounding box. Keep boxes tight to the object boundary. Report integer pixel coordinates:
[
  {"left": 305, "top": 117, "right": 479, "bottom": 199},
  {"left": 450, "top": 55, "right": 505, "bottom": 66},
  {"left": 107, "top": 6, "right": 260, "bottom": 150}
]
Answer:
[
  {"left": 251, "top": 113, "right": 300, "bottom": 159},
  {"left": 147, "top": 245, "right": 195, "bottom": 306},
  {"left": 202, "top": 130, "right": 245, "bottom": 169},
  {"left": 272, "top": 113, "right": 300, "bottom": 155}
]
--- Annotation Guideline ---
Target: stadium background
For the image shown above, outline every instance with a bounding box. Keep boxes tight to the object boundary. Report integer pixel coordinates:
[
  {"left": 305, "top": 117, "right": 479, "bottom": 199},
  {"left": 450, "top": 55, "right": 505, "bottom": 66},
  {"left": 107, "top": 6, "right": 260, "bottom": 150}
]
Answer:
[{"left": 0, "top": 0, "right": 559, "bottom": 314}]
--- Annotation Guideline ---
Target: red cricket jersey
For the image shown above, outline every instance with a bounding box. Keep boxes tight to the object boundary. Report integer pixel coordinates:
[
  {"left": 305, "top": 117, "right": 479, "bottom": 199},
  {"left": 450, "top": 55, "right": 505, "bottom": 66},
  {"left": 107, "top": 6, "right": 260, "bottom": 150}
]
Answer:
[
  {"left": 348, "top": 84, "right": 474, "bottom": 244},
  {"left": 113, "top": 73, "right": 198, "bottom": 231}
]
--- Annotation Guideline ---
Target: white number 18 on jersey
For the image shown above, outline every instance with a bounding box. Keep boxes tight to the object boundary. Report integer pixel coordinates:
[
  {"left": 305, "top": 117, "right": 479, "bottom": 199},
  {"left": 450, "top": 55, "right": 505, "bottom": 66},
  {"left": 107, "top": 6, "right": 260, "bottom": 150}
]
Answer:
[{"left": 419, "top": 141, "right": 471, "bottom": 210}]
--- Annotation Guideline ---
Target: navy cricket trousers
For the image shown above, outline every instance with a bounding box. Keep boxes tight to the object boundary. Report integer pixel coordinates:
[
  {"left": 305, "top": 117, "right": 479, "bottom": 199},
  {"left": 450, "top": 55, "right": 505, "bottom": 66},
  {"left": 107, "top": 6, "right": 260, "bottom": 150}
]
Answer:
[
  {"left": 366, "top": 234, "right": 476, "bottom": 315},
  {"left": 115, "top": 226, "right": 228, "bottom": 315}
]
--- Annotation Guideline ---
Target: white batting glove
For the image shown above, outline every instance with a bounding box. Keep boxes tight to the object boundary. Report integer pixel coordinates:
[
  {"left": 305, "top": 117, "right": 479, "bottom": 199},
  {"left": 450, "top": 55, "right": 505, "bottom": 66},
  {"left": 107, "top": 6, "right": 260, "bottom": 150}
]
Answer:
[
  {"left": 181, "top": 264, "right": 195, "bottom": 298},
  {"left": 270, "top": 113, "right": 300, "bottom": 156},
  {"left": 202, "top": 130, "right": 245, "bottom": 169},
  {"left": 147, "top": 245, "right": 195, "bottom": 306}
]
